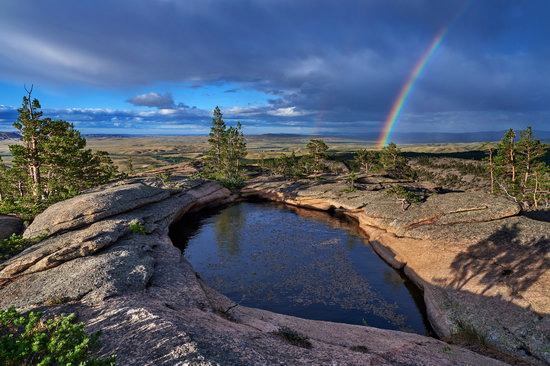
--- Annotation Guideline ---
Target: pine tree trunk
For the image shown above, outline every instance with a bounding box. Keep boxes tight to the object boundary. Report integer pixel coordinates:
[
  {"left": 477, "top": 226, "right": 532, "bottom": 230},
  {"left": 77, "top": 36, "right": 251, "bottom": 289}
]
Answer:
[
  {"left": 29, "top": 132, "right": 41, "bottom": 198},
  {"left": 533, "top": 172, "right": 539, "bottom": 209},
  {"left": 509, "top": 135, "right": 516, "bottom": 182},
  {"left": 489, "top": 148, "right": 495, "bottom": 194}
]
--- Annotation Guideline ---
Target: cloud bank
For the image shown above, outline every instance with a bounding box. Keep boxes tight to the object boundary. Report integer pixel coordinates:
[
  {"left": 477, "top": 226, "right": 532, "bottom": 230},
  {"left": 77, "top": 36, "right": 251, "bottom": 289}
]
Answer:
[{"left": 0, "top": 0, "right": 549, "bottom": 134}]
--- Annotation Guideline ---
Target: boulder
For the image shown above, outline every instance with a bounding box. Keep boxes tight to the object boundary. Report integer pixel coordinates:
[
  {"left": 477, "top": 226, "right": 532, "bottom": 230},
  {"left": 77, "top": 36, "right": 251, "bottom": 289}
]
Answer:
[
  {"left": 0, "top": 215, "right": 23, "bottom": 240},
  {"left": 24, "top": 182, "right": 169, "bottom": 239}
]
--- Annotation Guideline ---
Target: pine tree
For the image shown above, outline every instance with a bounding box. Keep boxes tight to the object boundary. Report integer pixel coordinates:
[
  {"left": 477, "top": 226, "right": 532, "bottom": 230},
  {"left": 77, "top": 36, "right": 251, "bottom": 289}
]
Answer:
[
  {"left": 380, "top": 142, "right": 409, "bottom": 178},
  {"left": 495, "top": 128, "right": 517, "bottom": 186},
  {"left": 11, "top": 86, "right": 47, "bottom": 198},
  {"left": 3, "top": 90, "right": 119, "bottom": 214},
  {"left": 492, "top": 127, "right": 549, "bottom": 207},
  {"left": 207, "top": 106, "right": 227, "bottom": 173},
  {"left": 306, "top": 139, "right": 328, "bottom": 172},
  {"left": 355, "top": 149, "right": 379, "bottom": 174},
  {"left": 486, "top": 144, "right": 495, "bottom": 194},
  {"left": 0, "top": 157, "right": 8, "bottom": 201},
  {"left": 222, "top": 121, "right": 247, "bottom": 181},
  {"left": 516, "top": 127, "right": 547, "bottom": 188}
]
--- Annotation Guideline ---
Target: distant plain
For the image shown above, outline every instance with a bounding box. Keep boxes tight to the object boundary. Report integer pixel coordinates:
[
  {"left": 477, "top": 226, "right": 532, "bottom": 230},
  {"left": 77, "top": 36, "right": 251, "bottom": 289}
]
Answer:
[{"left": 0, "top": 135, "right": 492, "bottom": 172}]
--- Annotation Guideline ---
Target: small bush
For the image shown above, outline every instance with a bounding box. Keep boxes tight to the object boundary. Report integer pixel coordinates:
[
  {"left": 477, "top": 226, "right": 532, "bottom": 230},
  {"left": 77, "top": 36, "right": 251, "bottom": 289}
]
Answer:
[
  {"left": 218, "top": 177, "right": 245, "bottom": 190},
  {"left": 385, "top": 185, "right": 422, "bottom": 203},
  {"left": 128, "top": 220, "right": 147, "bottom": 235},
  {"left": 0, "top": 234, "right": 44, "bottom": 261},
  {"left": 0, "top": 307, "right": 115, "bottom": 366},
  {"left": 273, "top": 326, "right": 312, "bottom": 349}
]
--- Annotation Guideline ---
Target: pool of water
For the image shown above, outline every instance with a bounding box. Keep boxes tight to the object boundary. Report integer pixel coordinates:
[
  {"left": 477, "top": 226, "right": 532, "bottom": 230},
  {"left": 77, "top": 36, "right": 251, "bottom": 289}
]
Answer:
[{"left": 170, "top": 201, "right": 433, "bottom": 335}]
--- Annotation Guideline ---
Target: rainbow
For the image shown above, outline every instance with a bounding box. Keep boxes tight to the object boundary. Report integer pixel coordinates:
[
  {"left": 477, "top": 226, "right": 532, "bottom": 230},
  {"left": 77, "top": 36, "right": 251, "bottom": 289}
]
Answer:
[
  {"left": 376, "top": 28, "right": 447, "bottom": 148},
  {"left": 377, "top": 1, "right": 470, "bottom": 148}
]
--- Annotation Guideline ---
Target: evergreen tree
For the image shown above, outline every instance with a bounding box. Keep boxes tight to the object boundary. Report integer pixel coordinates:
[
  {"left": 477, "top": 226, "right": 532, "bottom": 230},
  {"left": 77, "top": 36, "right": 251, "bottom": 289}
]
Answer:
[
  {"left": 306, "top": 139, "right": 328, "bottom": 172},
  {"left": 222, "top": 121, "right": 247, "bottom": 181},
  {"left": 355, "top": 149, "right": 379, "bottom": 174},
  {"left": 492, "top": 127, "right": 549, "bottom": 208},
  {"left": 0, "top": 157, "right": 8, "bottom": 201},
  {"left": 495, "top": 128, "right": 517, "bottom": 187},
  {"left": 380, "top": 142, "right": 409, "bottom": 178},
  {"left": 11, "top": 86, "right": 47, "bottom": 197},
  {"left": 207, "top": 106, "right": 227, "bottom": 172},
  {"left": 516, "top": 127, "right": 547, "bottom": 188},
  {"left": 2, "top": 90, "right": 119, "bottom": 217}
]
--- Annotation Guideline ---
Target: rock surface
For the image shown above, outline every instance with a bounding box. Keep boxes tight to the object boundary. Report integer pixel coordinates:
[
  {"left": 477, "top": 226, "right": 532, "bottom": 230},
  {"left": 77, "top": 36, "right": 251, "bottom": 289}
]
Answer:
[
  {"left": 0, "top": 178, "right": 511, "bottom": 365},
  {"left": 0, "top": 215, "right": 23, "bottom": 240},
  {"left": 243, "top": 176, "right": 550, "bottom": 365}
]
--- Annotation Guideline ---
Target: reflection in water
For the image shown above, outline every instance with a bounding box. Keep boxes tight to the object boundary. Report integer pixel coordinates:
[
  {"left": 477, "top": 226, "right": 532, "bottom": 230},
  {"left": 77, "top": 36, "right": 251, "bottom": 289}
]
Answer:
[
  {"left": 170, "top": 201, "right": 433, "bottom": 335},
  {"left": 214, "top": 203, "right": 245, "bottom": 256}
]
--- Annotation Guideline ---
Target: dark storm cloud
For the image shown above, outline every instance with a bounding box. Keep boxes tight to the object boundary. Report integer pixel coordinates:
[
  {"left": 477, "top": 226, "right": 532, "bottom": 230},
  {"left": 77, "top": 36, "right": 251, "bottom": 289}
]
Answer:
[
  {"left": 127, "top": 92, "right": 175, "bottom": 108},
  {"left": 0, "top": 0, "right": 549, "bottom": 132}
]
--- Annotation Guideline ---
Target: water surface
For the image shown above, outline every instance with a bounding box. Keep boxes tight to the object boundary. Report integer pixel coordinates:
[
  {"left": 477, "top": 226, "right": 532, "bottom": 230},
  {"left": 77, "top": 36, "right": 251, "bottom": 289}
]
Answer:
[{"left": 170, "top": 201, "right": 432, "bottom": 335}]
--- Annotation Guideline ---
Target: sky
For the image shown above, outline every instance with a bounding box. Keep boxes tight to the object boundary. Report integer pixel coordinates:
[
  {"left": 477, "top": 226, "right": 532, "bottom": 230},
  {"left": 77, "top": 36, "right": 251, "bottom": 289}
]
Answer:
[{"left": 0, "top": 0, "right": 549, "bottom": 137}]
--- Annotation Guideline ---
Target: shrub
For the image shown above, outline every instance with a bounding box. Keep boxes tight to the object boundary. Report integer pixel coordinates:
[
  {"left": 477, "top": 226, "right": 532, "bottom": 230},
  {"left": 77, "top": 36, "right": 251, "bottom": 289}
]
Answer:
[
  {"left": 128, "top": 220, "right": 147, "bottom": 235},
  {"left": 0, "top": 308, "right": 115, "bottom": 365},
  {"left": 0, "top": 234, "right": 44, "bottom": 261},
  {"left": 385, "top": 185, "right": 422, "bottom": 203}
]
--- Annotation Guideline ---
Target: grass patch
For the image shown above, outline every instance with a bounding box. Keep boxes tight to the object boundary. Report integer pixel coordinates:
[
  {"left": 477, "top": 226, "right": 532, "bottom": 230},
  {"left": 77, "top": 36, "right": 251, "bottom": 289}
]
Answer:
[{"left": 273, "top": 326, "right": 312, "bottom": 349}]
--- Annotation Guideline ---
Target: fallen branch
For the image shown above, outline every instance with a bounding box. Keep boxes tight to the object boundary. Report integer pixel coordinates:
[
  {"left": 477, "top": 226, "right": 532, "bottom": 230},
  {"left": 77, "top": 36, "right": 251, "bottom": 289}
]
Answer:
[{"left": 447, "top": 206, "right": 488, "bottom": 214}]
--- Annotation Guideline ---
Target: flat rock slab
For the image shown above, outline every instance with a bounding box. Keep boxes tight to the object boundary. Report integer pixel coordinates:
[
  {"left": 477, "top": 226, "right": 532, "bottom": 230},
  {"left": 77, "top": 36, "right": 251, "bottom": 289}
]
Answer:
[
  {"left": 0, "top": 215, "right": 23, "bottom": 240},
  {"left": 0, "top": 179, "right": 510, "bottom": 365},
  {"left": 24, "top": 182, "right": 169, "bottom": 239}
]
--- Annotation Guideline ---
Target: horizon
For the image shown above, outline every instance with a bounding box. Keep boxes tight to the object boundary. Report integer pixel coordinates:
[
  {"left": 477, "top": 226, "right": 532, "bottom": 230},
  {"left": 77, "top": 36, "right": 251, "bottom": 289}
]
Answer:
[{"left": 1, "top": 1, "right": 550, "bottom": 140}]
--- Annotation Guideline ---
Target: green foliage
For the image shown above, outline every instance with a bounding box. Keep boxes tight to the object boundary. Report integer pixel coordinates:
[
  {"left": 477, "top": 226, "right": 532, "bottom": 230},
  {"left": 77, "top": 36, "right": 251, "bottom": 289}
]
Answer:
[
  {"left": 205, "top": 107, "right": 247, "bottom": 183},
  {"left": 206, "top": 106, "right": 227, "bottom": 170},
  {"left": 380, "top": 143, "right": 413, "bottom": 178},
  {"left": 0, "top": 90, "right": 119, "bottom": 219},
  {"left": 306, "top": 139, "right": 329, "bottom": 173},
  {"left": 386, "top": 185, "right": 422, "bottom": 203},
  {"left": 222, "top": 121, "right": 247, "bottom": 181},
  {"left": 0, "top": 234, "right": 44, "bottom": 261},
  {"left": 490, "top": 127, "right": 549, "bottom": 208},
  {"left": 273, "top": 326, "right": 312, "bottom": 349},
  {"left": 218, "top": 176, "right": 245, "bottom": 190},
  {"left": 156, "top": 172, "right": 171, "bottom": 184},
  {"left": 354, "top": 149, "right": 380, "bottom": 174},
  {"left": 343, "top": 171, "right": 358, "bottom": 192},
  {"left": 128, "top": 221, "right": 147, "bottom": 235},
  {"left": 0, "top": 197, "right": 52, "bottom": 222},
  {"left": 0, "top": 307, "right": 115, "bottom": 366}
]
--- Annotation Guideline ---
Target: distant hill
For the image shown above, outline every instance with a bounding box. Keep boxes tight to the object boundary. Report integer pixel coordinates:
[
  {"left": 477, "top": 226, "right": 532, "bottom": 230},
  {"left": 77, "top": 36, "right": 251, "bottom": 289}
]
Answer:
[
  {"left": 0, "top": 132, "right": 19, "bottom": 140},
  {"left": 327, "top": 130, "right": 550, "bottom": 144}
]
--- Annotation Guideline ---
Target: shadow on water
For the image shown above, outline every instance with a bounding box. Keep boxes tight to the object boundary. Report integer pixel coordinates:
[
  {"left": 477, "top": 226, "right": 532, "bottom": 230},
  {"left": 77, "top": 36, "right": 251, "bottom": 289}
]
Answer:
[{"left": 170, "top": 200, "right": 435, "bottom": 336}]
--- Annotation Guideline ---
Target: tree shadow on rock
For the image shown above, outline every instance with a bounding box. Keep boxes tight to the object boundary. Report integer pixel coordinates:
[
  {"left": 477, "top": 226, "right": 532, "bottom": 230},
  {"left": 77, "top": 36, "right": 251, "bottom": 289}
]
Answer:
[{"left": 446, "top": 223, "right": 550, "bottom": 299}]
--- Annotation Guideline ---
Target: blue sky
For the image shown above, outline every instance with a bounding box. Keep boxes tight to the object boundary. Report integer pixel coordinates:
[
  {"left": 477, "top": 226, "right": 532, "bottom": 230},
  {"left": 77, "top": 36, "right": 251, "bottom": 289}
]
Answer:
[{"left": 1, "top": 0, "right": 549, "bottom": 136}]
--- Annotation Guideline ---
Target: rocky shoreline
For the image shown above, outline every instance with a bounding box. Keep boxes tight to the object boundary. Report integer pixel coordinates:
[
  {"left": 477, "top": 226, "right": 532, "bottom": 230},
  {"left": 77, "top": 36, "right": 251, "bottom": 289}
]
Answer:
[
  {"left": 242, "top": 176, "right": 550, "bottom": 365},
  {"left": 0, "top": 176, "right": 547, "bottom": 365}
]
